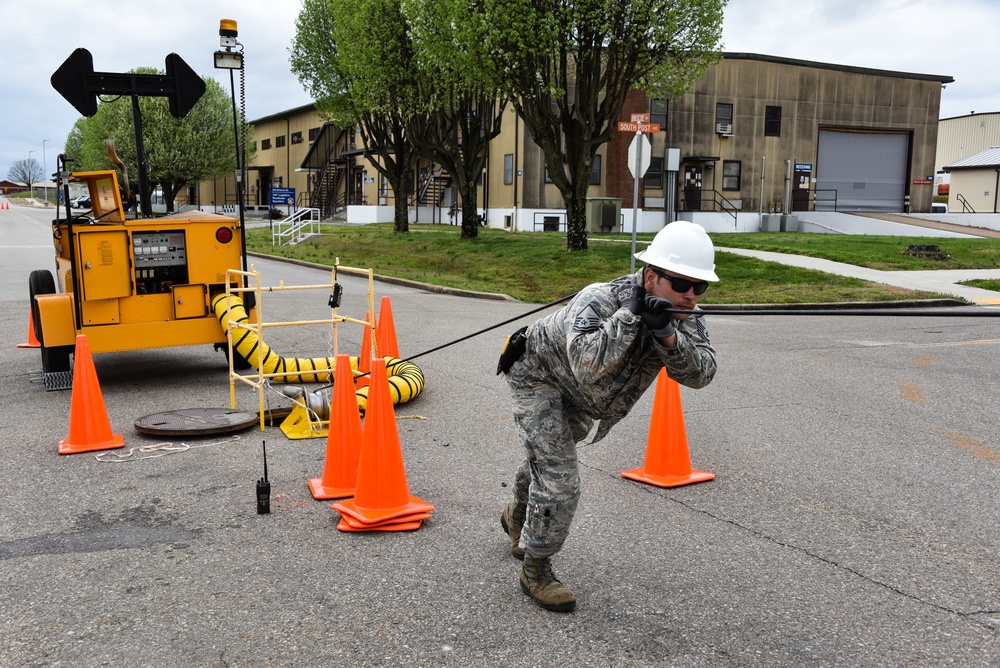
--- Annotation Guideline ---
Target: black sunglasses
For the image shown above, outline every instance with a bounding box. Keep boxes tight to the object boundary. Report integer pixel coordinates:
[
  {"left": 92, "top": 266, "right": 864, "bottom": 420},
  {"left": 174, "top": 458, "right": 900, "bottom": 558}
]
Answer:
[{"left": 650, "top": 267, "right": 709, "bottom": 295}]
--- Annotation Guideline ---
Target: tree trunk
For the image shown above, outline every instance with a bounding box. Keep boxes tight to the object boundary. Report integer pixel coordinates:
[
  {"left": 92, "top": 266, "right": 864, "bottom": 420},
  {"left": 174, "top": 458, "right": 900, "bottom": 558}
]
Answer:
[
  {"left": 392, "top": 174, "right": 410, "bottom": 233},
  {"left": 460, "top": 181, "right": 479, "bottom": 239},
  {"left": 564, "top": 191, "right": 588, "bottom": 251}
]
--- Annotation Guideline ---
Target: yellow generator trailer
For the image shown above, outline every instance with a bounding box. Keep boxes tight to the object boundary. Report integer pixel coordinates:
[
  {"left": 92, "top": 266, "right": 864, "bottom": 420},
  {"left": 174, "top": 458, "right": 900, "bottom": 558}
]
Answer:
[{"left": 30, "top": 166, "right": 253, "bottom": 389}]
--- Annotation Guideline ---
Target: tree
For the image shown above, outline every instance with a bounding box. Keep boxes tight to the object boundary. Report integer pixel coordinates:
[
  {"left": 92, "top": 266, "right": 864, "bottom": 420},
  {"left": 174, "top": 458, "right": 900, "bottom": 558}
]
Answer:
[
  {"left": 401, "top": 0, "right": 509, "bottom": 239},
  {"left": 481, "top": 0, "right": 725, "bottom": 250},
  {"left": 7, "top": 159, "right": 43, "bottom": 197},
  {"left": 292, "top": 0, "right": 423, "bottom": 234},
  {"left": 65, "top": 70, "right": 251, "bottom": 213}
]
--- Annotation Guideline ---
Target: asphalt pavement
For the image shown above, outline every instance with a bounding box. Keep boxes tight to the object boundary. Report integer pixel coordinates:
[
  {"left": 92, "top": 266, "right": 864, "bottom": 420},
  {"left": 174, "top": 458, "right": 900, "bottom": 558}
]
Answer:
[{"left": 1, "top": 199, "right": 998, "bottom": 666}]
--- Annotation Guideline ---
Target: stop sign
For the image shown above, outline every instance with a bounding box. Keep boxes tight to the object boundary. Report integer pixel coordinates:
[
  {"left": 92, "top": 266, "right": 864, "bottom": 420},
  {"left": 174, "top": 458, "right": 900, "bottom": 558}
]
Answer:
[{"left": 628, "top": 132, "right": 651, "bottom": 179}]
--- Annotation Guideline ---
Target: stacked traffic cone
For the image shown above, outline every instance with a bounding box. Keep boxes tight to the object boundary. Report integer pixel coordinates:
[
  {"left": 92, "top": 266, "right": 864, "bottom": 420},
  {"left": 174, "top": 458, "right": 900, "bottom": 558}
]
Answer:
[
  {"left": 308, "top": 354, "right": 363, "bottom": 499},
  {"left": 375, "top": 296, "right": 400, "bottom": 359},
  {"left": 17, "top": 311, "right": 40, "bottom": 348},
  {"left": 58, "top": 335, "right": 125, "bottom": 455},
  {"left": 332, "top": 358, "right": 434, "bottom": 532},
  {"left": 356, "top": 311, "right": 375, "bottom": 390},
  {"left": 621, "top": 369, "right": 714, "bottom": 488}
]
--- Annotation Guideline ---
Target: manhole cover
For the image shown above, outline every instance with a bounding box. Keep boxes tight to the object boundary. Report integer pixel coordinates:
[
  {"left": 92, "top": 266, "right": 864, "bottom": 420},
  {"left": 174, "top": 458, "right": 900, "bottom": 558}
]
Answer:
[{"left": 134, "top": 407, "right": 260, "bottom": 436}]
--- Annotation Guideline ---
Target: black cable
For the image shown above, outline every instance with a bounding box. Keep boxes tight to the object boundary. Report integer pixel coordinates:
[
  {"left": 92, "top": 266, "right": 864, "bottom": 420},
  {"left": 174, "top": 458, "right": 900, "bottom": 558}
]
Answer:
[
  {"left": 320, "top": 292, "right": 576, "bottom": 388},
  {"left": 680, "top": 308, "right": 1000, "bottom": 318}
]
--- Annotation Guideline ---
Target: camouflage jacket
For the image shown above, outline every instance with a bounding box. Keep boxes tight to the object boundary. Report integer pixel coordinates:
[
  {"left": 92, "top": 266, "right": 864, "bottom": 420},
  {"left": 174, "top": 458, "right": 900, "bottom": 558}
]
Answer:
[{"left": 514, "top": 271, "right": 717, "bottom": 442}]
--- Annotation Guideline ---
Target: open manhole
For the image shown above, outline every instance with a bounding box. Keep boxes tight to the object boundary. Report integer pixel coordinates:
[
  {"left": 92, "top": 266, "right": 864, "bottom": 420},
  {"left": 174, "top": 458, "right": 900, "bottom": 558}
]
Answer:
[{"left": 134, "top": 407, "right": 261, "bottom": 436}]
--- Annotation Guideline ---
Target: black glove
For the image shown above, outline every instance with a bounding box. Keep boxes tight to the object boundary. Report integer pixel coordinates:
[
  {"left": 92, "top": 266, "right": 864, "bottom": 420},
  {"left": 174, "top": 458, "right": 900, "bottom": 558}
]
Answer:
[
  {"left": 614, "top": 282, "right": 646, "bottom": 316},
  {"left": 641, "top": 296, "right": 676, "bottom": 339}
]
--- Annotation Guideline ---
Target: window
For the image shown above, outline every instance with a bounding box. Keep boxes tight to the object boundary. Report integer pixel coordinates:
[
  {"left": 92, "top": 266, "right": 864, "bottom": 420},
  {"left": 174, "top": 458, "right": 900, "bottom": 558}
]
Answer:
[
  {"left": 308, "top": 127, "right": 320, "bottom": 141},
  {"left": 764, "top": 106, "right": 781, "bottom": 136},
  {"left": 503, "top": 154, "right": 514, "bottom": 185},
  {"left": 650, "top": 99, "right": 667, "bottom": 127},
  {"left": 715, "top": 103, "right": 733, "bottom": 125},
  {"left": 589, "top": 155, "right": 602, "bottom": 185},
  {"left": 291, "top": 131, "right": 303, "bottom": 144},
  {"left": 261, "top": 138, "right": 271, "bottom": 150},
  {"left": 645, "top": 157, "right": 664, "bottom": 189},
  {"left": 379, "top": 174, "right": 388, "bottom": 197},
  {"left": 276, "top": 135, "right": 286, "bottom": 148},
  {"left": 722, "top": 160, "right": 741, "bottom": 190}
]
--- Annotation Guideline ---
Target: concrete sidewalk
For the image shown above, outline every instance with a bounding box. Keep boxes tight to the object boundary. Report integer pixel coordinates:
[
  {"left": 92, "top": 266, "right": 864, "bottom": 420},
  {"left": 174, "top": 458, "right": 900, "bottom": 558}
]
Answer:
[{"left": 717, "top": 246, "right": 1000, "bottom": 305}]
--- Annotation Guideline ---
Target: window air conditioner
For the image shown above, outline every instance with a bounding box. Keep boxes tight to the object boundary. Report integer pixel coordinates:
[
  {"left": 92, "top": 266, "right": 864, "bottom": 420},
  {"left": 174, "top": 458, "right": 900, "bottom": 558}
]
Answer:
[{"left": 716, "top": 122, "right": 733, "bottom": 135}]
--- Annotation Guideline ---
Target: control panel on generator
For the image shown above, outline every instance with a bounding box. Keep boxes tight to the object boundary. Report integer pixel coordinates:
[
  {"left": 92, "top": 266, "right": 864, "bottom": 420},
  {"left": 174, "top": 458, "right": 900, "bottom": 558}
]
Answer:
[{"left": 132, "top": 230, "right": 189, "bottom": 294}]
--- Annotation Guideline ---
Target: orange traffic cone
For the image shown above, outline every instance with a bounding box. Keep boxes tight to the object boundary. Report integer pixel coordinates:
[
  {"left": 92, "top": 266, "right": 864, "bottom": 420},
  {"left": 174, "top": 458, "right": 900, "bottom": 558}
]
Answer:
[
  {"left": 621, "top": 369, "right": 714, "bottom": 488},
  {"left": 332, "top": 358, "right": 434, "bottom": 530},
  {"left": 16, "top": 311, "right": 40, "bottom": 348},
  {"left": 375, "top": 296, "right": 400, "bottom": 359},
  {"left": 356, "top": 311, "right": 375, "bottom": 390},
  {"left": 308, "top": 354, "right": 363, "bottom": 499},
  {"left": 58, "top": 335, "right": 125, "bottom": 455}
]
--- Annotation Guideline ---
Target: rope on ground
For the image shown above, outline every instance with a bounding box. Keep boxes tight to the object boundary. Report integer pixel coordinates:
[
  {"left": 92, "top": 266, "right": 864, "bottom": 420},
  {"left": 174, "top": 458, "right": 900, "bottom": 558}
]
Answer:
[{"left": 95, "top": 435, "right": 242, "bottom": 462}]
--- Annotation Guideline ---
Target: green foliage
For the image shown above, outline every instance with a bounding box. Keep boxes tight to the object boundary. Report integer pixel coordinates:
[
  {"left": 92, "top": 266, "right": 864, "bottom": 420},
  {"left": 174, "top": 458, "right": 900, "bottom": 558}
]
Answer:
[
  {"left": 709, "top": 232, "right": 1000, "bottom": 270},
  {"left": 245, "top": 225, "right": 951, "bottom": 304},
  {"left": 477, "top": 0, "right": 727, "bottom": 251}
]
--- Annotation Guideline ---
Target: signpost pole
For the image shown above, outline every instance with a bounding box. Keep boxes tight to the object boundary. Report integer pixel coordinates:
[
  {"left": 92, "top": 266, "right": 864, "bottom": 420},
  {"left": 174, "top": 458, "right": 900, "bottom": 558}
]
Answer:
[{"left": 630, "top": 132, "right": 643, "bottom": 273}]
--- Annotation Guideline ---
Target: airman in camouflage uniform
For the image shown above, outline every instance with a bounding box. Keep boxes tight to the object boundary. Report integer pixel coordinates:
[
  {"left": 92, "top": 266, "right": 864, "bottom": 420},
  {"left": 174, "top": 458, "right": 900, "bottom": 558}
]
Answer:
[{"left": 498, "top": 221, "right": 719, "bottom": 612}]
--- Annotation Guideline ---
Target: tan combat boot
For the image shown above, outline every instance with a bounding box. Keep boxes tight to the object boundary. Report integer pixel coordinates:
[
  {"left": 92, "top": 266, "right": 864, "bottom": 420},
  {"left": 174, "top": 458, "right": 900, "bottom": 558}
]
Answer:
[
  {"left": 520, "top": 556, "right": 576, "bottom": 612},
  {"left": 500, "top": 501, "right": 526, "bottom": 560}
]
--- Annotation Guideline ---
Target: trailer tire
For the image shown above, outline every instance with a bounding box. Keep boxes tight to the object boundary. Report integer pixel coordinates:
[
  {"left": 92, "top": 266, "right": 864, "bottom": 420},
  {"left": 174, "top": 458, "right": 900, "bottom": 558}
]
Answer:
[{"left": 29, "top": 270, "right": 72, "bottom": 375}]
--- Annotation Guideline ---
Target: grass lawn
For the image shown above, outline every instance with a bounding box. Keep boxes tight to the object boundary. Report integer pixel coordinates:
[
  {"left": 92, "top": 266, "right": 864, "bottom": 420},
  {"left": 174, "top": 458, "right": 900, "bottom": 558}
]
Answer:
[{"left": 245, "top": 224, "right": 981, "bottom": 304}]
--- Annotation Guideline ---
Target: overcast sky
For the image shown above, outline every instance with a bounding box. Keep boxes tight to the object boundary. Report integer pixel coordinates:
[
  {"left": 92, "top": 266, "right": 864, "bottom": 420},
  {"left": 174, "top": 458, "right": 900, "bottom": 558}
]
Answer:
[{"left": 2, "top": 0, "right": 998, "bottom": 182}]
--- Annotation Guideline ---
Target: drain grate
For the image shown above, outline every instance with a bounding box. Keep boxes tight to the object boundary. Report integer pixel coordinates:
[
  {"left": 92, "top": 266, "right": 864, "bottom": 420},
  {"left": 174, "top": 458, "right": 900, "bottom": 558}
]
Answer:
[{"left": 134, "top": 407, "right": 260, "bottom": 436}]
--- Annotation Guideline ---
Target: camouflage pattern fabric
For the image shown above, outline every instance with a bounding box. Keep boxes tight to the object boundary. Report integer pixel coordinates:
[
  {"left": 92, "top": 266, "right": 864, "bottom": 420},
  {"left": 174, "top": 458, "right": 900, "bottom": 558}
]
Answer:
[{"left": 504, "top": 270, "right": 716, "bottom": 558}]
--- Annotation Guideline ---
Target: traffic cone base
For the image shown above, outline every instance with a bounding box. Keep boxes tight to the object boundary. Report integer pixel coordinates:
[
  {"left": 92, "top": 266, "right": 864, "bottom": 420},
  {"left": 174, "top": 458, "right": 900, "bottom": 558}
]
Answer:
[
  {"left": 59, "top": 334, "right": 124, "bottom": 455},
  {"left": 622, "top": 369, "right": 713, "bottom": 488},
  {"left": 308, "top": 477, "right": 356, "bottom": 500},
  {"left": 339, "top": 510, "right": 430, "bottom": 530},
  {"left": 332, "top": 496, "right": 434, "bottom": 525},
  {"left": 621, "top": 467, "right": 715, "bottom": 488},
  {"left": 337, "top": 517, "right": 422, "bottom": 532}
]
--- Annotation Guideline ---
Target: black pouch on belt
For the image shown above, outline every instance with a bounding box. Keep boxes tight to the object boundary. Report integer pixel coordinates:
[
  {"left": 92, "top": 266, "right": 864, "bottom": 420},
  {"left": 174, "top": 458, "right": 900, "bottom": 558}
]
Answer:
[{"left": 496, "top": 326, "right": 529, "bottom": 375}]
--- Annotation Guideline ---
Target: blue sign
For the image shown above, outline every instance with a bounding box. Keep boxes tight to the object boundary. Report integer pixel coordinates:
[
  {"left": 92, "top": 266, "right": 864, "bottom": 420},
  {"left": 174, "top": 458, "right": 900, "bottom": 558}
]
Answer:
[
  {"left": 794, "top": 163, "right": 813, "bottom": 172},
  {"left": 269, "top": 187, "right": 295, "bottom": 206}
]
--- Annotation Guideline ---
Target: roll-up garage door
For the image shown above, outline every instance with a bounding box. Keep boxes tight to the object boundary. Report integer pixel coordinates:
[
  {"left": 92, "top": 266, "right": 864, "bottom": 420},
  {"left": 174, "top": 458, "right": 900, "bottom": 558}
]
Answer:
[{"left": 815, "top": 130, "right": 909, "bottom": 212}]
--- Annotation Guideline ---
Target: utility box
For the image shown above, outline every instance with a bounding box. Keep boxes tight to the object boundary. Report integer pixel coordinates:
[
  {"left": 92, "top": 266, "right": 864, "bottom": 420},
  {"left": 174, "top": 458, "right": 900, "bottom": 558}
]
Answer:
[
  {"left": 586, "top": 197, "right": 621, "bottom": 233},
  {"left": 780, "top": 214, "right": 799, "bottom": 232},
  {"left": 761, "top": 214, "right": 781, "bottom": 232}
]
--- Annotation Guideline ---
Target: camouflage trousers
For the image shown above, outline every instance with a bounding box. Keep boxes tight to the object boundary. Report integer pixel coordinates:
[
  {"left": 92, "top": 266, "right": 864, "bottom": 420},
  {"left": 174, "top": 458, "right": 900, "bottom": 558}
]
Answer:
[{"left": 508, "top": 370, "right": 593, "bottom": 559}]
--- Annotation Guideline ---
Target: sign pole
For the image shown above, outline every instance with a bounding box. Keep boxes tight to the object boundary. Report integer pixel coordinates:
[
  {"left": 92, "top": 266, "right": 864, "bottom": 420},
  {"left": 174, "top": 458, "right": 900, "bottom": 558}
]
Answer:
[{"left": 630, "top": 131, "right": 643, "bottom": 274}]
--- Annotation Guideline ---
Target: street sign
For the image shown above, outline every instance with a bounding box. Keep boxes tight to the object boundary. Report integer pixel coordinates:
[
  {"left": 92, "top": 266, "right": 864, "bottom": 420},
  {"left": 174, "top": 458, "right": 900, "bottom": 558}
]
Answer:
[
  {"left": 628, "top": 132, "right": 651, "bottom": 179},
  {"left": 631, "top": 113, "right": 650, "bottom": 123},
  {"left": 269, "top": 187, "right": 295, "bottom": 206},
  {"left": 51, "top": 48, "right": 205, "bottom": 119},
  {"left": 618, "top": 121, "right": 660, "bottom": 133}
]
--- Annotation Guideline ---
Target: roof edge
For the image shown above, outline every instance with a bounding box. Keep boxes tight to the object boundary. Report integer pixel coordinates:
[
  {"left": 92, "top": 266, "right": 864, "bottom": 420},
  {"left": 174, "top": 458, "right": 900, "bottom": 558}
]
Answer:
[{"left": 722, "top": 52, "right": 954, "bottom": 84}]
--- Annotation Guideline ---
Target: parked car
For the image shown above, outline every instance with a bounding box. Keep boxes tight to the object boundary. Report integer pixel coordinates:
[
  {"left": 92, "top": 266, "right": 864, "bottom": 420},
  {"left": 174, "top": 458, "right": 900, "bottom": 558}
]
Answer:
[{"left": 69, "top": 195, "right": 91, "bottom": 209}]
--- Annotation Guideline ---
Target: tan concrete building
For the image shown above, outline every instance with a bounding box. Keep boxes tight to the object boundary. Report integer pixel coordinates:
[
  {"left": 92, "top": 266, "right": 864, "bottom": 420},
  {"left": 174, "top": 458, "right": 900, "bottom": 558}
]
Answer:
[
  {"left": 934, "top": 111, "right": 1000, "bottom": 195},
  {"left": 197, "top": 53, "right": 952, "bottom": 231},
  {"left": 195, "top": 103, "right": 326, "bottom": 215},
  {"left": 941, "top": 146, "right": 1000, "bottom": 214}
]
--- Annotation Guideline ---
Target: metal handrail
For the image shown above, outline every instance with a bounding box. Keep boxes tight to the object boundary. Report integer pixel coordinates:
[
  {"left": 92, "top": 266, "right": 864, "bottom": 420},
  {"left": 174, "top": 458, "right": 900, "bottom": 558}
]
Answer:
[
  {"left": 812, "top": 189, "right": 839, "bottom": 212},
  {"left": 271, "top": 207, "right": 321, "bottom": 246},
  {"left": 956, "top": 193, "right": 976, "bottom": 213}
]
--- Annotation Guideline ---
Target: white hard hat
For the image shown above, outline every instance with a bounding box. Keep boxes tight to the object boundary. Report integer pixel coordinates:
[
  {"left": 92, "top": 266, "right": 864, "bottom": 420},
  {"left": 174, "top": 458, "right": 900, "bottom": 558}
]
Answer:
[{"left": 633, "top": 221, "right": 719, "bottom": 282}]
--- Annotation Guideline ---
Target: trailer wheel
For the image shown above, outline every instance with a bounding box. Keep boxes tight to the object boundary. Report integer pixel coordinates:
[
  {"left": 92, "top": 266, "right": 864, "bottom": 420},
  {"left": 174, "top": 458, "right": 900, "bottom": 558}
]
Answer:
[
  {"left": 29, "top": 270, "right": 72, "bottom": 374},
  {"left": 216, "top": 343, "right": 253, "bottom": 370}
]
